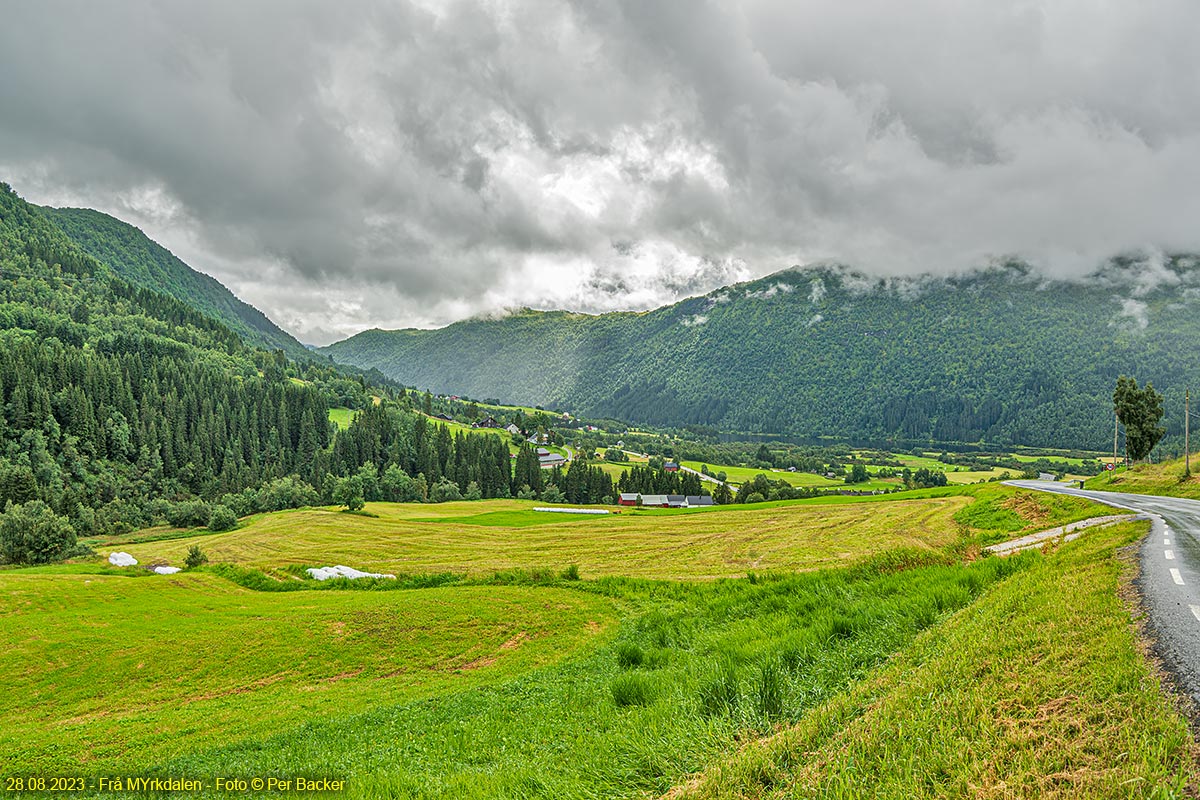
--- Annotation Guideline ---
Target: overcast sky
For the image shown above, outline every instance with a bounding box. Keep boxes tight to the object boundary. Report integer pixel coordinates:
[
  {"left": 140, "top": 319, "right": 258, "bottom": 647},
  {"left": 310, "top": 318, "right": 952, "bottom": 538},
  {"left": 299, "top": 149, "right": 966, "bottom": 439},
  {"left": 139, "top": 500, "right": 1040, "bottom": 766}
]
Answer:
[{"left": 3, "top": 1, "right": 1199, "bottom": 344}]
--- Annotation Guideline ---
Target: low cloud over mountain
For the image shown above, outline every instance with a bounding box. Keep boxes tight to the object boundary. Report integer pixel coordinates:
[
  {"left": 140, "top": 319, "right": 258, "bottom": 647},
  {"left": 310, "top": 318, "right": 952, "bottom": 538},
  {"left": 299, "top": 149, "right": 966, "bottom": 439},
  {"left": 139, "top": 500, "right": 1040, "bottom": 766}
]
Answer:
[{"left": 3, "top": 1, "right": 1199, "bottom": 343}]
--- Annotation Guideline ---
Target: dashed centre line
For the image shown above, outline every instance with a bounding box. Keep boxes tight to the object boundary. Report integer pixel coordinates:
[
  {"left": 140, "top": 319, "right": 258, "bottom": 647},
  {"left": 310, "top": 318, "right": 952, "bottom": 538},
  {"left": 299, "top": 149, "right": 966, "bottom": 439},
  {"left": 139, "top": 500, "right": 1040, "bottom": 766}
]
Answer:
[
  {"left": 1165, "top": 537, "right": 1172, "bottom": 545},
  {"left": 1192, "top": 605, "right": 1200, "bottom": 623},
  {"left": 1166, "top": 550, "right": 1175, "bottom": 560},
  {"left": 1171, "top": 568, "right": 1186, "bottom": 585}
]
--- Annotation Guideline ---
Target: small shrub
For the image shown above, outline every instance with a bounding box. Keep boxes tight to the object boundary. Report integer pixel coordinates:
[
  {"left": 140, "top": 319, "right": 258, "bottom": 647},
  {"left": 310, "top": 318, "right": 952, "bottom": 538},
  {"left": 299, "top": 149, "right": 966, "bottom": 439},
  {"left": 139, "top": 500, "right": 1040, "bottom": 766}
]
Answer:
[
  {"left": 430, "top": 478, "right": 463, "bottom": 503},
  {"left": 0, "top": 500, "right": 76, "bottom": 564},
  {"left": 561, "top": 564, "right": 580, "bottom": 581},
  {"left": 184, "top": 544, "right": 209, "bottom": 569},
  {"left": 611, "top": 673, "right": 657, "bottom": 707},
  {"left": 207, "top": 505, "right": 237, "bottom": 532},
  {"left": 616, "top": 642, "right": 645, "bottom": 669},
  {"left": 165, "top": 499, "right": 212, "bottom": 528}
]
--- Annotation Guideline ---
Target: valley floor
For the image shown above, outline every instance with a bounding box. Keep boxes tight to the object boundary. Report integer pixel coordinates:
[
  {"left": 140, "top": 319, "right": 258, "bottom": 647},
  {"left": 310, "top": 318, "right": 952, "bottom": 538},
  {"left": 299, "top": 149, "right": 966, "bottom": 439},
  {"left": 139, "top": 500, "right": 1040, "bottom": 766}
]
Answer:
[{"left": 3, "top": 487, "right": 1195, "bottom": 798}]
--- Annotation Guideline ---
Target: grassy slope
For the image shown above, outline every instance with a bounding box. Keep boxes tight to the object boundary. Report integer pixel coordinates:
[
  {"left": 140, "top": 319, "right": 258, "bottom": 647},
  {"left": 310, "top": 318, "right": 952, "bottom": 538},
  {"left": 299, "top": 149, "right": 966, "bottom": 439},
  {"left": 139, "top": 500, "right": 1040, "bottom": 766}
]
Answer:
[
  {"left": 1087, "top": 454, "right": 1200, "bottom": 500},
  {"left": 328, "top": 407, "right": 357, "bottom": 430},
  {"left": 677, "top": 455, "right": 1012, "bottom": 492},
  {"left": 418, "top": 413, "right": 525, "bottom": 454},
  {"left": 676, "top": 521, "right": 1197, "bottom": 799},
  {"left": 0, "top": 569, "right": 615, "bottom": 775},
  {"left": 147, "top": 556, "right": 1032, "bottom": 798},
  {"left": 103, "top": 488, "right": 1109, "bottom": 580},
  {"left": 678, "top": 461, "right": 893, "bottom": 490}
]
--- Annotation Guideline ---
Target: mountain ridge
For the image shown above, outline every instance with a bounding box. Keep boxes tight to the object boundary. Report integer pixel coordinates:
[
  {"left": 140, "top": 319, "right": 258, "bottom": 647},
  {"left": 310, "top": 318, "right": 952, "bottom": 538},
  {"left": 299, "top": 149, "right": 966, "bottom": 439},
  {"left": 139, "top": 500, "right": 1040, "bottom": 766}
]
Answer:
[
  {"left": 40, "top": 206, "right": 314, "bottom": 360},
  {"left": 321, "top": 260, "right": 1200, "bottom": 451}
]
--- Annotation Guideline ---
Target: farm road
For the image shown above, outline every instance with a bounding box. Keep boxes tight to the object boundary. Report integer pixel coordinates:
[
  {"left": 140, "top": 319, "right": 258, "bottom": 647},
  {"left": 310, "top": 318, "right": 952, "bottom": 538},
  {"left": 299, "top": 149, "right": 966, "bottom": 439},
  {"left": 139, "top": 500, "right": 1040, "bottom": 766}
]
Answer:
[{"left": 1009, "top": 480, "right": 1200, "bottom": 708}]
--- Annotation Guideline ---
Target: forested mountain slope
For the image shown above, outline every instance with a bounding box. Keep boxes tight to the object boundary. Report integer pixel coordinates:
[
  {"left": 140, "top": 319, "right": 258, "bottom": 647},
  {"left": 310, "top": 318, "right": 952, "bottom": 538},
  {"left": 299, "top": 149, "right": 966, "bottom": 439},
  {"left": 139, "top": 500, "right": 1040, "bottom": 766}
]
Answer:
[
  {"left": 41, "top": 206, "right": 312, "bottom": 360},
  {"left": 0, "top": 182, "right": 608, "bottom": 549},
  {"left": 323, "top": 262, "right": 1200, "bottom": 450}
]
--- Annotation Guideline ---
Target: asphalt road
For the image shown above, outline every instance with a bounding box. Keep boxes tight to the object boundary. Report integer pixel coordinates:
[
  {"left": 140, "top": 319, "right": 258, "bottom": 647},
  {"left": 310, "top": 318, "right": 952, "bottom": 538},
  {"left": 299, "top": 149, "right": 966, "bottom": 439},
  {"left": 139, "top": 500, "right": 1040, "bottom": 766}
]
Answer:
[{"left": 1008, "top": 480, "right": 1200, "bottom": 705}]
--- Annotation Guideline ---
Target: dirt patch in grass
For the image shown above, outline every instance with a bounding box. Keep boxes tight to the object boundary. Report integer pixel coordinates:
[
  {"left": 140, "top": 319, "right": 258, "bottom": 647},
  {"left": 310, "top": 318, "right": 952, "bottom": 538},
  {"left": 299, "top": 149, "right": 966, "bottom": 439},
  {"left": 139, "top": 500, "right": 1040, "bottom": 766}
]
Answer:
[
  {"left": 500, "top": 631, "right": 529, "bottom": 650},
  {"left": 457, "top": 655, "right": 498, "bottom": 671},
  {"left": 1000, "top": 493, "right": 1053, "bottom": 526}
]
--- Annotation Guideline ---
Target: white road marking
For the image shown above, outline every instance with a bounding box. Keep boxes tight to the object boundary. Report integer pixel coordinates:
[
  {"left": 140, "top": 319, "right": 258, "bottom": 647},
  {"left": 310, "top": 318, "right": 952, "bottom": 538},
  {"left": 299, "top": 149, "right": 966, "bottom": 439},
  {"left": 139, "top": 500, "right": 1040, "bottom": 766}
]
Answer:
[
  {"left": 1165, "top": 538, "right": 1172, "bottom": 545},
  {"left": 1171, "top": 568, "right": 1186, "bottom": 585},
  {"left": 1166, "top": 550, "right": 1175, "bottom": 560},
  {"left": 1191, "top": 605, "right": 1200, "bottom": 623}
]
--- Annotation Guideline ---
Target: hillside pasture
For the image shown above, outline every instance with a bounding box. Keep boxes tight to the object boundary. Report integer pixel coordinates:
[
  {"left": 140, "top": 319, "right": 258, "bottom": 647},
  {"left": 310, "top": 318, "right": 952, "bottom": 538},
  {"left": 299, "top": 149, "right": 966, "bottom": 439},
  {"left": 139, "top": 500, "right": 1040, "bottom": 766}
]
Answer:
[
  {"left": 0, "top": 571, "right": 614, "bottom": 775},
  {"left": 679, "top": 460, "right": 877, "bottom": 490},
  {"left": 327, "top": 407, "right": 356, "bottom": 430}
]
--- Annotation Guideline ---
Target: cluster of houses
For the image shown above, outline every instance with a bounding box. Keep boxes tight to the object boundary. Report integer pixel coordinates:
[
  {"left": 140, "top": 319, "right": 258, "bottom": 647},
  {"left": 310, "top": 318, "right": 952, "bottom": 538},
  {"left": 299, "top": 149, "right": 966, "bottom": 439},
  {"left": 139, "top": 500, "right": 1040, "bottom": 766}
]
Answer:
[{"left": 618, "top": 493, "right": 714, "bottom": 508}]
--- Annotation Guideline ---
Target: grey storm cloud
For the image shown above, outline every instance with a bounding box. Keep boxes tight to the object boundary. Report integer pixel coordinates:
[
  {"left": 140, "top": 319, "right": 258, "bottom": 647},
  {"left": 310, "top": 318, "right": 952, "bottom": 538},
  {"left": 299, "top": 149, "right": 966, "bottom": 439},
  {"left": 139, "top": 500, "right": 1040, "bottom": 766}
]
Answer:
[{"left": 2, "top": 0, "right": 1200, "bottom": 343}]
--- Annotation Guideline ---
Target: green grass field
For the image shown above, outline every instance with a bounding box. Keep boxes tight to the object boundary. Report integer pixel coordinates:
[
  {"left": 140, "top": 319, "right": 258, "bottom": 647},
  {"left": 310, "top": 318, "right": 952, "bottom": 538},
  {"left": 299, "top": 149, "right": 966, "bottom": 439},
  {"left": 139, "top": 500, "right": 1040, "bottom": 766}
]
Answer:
[
  {"left": 5, "top": 484, "right": 1187, "bottom": 798},
  {"left": 0, "top": 570, "right": 615, "bottom": 776},
  {"left": 327, "top": 407, "right": 356, "bottom": 430},
  {"left": 418, "top": 414, "right": 520, "bottom": 451},
  {"left": 680, "top": 456, "right": 1010, "bottom": 490},
  {"left": 156, "top": 555, "right": 1038, "bottom": 798},
  {"left": 94, "top": 487, "right": 1106, "bottom": 581},
  {"left": 680, "top": 460, "right": 842, "bottom": 488}
]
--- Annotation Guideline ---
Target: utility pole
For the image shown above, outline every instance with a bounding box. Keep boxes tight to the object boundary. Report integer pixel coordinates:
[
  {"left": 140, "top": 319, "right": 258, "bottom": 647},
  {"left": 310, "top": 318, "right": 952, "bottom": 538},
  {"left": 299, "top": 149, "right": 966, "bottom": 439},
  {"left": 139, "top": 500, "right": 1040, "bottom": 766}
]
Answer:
[
  {"left": 1113, "top": 410, "right": 1119, "bottom": 477},
  {"left": 1187, "top": 388, "right": 1191, "bottom": 477}
]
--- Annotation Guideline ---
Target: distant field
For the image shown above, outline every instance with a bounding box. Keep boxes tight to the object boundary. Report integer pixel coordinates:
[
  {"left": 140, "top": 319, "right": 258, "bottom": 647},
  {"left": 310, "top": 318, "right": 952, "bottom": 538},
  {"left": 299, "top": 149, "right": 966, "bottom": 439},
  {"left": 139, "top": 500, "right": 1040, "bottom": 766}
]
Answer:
[
  {"left": 328, "top": 407, "right": 356, "bottom": 430},
  {"left": 1012, "top": 451, "right": 1112, "bottom": 466},
  {"left": 416, "top": 414, "right": 523, "bottom": 454},
  {"left": 0, "top": 571, "right": 614, "bottom": 775},
  {"left": 679, "top": 455, "right": 1011, "bottom": 490},
  {"left": 679, "top": 460, "right": 871, "bottom": 489},
  {"left": 594, "top": 461, "right": 633, "bottom": 480},
  {"left": 941, "top": 468, "right": 1014, "bottom": 484},
  {"left": 105, "top": 488, "right": 1107, "bottom": 581}
]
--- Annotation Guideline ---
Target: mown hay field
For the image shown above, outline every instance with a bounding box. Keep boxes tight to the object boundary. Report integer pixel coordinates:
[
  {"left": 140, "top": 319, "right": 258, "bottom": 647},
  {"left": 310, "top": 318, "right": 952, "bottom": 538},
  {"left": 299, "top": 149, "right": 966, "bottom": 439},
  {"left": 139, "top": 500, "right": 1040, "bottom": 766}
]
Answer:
[
  {"left": 104, "top": 486, "right": 1104, "bottom": 580},
  {"left": 0, "top": 570, "right": 615, "bottom": 776}
]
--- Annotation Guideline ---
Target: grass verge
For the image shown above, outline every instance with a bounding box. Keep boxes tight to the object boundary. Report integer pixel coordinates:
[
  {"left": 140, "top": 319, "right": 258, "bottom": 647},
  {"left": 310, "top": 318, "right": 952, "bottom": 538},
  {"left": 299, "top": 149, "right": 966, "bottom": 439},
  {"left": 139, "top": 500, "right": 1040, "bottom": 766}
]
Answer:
[
  {"left": 673, "top": 521, "right": 1197, "bottom": 799},
  {"left": 1088, "top": 454, "right": 1200, "bottom": 501}
]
